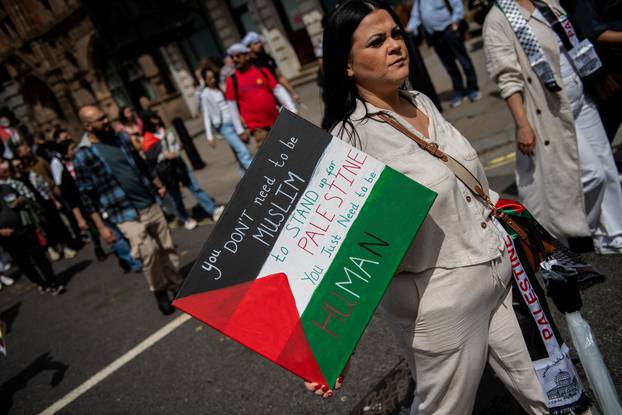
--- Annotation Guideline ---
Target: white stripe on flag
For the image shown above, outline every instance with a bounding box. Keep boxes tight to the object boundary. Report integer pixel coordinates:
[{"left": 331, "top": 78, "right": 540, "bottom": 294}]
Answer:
[{"left": 258, "top": 138, "right": 385, "bottom": 315}]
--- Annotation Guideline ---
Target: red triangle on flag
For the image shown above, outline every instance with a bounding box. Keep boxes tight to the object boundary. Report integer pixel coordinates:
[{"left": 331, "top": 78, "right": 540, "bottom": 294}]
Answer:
[
  {"left": 173, "top": 273, "right": 326, "bottom": 384},
  {"left": 276, "top": 320, "right": 327, "bottom": 385},
  {"left": 173, "top": 278, "right": 253, "bottom": 331}
]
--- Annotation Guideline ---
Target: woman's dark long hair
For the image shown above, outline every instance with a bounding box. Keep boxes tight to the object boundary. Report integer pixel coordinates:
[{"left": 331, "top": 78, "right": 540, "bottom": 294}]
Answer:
[
  {"left": 142, "top": 113, "right": 164, "bottom": 134},
  {"left": 322, "top": 0, "right": 413, "bottom": 137},
  {"left": 56, "top": 139, "right": 74, "bottom": 159},
  {"left": 118, "top": 106, "right": 134, "bottom": 126},
  {"left": 201, "top": 67, "right": 223, "bottom": 93}
]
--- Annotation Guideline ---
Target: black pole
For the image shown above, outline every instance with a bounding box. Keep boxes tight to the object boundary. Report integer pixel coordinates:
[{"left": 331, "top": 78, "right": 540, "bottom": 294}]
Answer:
[{"left": 172, "top": 117, "right": 206, "bottom": 170}]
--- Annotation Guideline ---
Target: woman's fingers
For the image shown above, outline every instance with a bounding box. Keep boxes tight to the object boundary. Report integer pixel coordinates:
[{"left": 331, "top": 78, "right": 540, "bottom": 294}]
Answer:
[
  {"left": 303, "top": 381, "right": 316, "bottom": 392},
  {"left": 303, "top": 381, "right": 335, "bottom": 398},
  {"left": 304, "top": 381, "right": 325, "bottom": 395},
  {"left": 318, "top": 385, "right": 333, "bottom": 398},
  {"left": 518, "top": 142, "right": 535, "bottom": 157},
  {"left": 335, "top": 375, "right": 345, "bottom": 390}
]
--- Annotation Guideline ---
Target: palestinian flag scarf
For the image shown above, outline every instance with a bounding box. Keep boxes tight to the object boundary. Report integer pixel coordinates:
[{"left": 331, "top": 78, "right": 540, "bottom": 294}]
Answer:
[{"left": 495, "top": 201, "right": 589, "bottom": 414}]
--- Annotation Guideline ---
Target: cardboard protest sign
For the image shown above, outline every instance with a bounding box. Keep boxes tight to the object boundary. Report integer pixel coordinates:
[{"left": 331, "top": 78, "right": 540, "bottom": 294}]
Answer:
[{"left": 173, "top": 110, "right": 436, "bottom": 387}]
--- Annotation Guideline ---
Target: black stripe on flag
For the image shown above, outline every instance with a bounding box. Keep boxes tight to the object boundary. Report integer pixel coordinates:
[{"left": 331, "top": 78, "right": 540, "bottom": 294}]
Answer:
[{"left": 178, "top": 110, "right": 332, "bottom": 298}]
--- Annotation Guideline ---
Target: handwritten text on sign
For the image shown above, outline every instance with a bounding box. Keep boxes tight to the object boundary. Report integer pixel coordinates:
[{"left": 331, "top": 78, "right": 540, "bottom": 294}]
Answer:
[{"left": 259, "top": 139, "right": 385, "bottom": 313}]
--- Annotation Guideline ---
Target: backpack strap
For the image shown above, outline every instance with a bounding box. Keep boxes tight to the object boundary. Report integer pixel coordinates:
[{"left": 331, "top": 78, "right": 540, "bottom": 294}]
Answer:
[
  {"left": 258, "top": 67, "right": 270, "bottom": 84},
  {"left": 231, "top": 73, "right": 240, "bottom": 112}
]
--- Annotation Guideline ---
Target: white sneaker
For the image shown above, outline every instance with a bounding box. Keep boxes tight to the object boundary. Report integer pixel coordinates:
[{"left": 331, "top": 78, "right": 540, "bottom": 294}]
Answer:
[
  {"left": 212, "top": 205, "right": 225, "bottom": 222},
  {"left": 47, "top": 247, "right": 61, "bottom": 261},
  {"left": 594, "top": 235, "right": 622, "bottom": 255},
  {"left": 0, "top": 275, "right": 14, "bottom": 286},
  {"left": 184, "top": 219, "right": 198, "bottom": 230},
  {"left": 63, "top": 247, "right": 77, "bottom": 259}
]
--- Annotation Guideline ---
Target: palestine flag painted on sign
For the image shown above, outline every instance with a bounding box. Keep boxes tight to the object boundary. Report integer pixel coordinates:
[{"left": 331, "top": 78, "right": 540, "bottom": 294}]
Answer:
[{"left": 173, "top": 110, "right": 436, "bottom": 387}]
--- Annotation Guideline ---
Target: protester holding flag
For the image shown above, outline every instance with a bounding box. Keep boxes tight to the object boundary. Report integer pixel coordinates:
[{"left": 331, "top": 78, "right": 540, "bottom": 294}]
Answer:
[
  {"left": 483, "top": 0, "right": 622, "bottom": 254},
  {"left": 315, "top": 1, "right": 548, "bottom": 413}
]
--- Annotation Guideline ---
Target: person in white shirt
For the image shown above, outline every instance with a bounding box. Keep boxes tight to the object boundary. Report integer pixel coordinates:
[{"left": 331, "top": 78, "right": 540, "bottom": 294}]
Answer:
[{"left": 200, "top": 67, "right": 253, "bottom": 176}]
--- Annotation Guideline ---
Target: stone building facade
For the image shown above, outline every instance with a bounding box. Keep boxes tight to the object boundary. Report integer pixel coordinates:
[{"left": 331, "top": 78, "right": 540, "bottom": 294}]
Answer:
[{"left": 0, "top": 0, "right": 328, "bottom": 140}]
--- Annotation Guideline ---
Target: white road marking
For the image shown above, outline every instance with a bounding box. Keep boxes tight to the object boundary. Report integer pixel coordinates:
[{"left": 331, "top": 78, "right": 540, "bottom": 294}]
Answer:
[{"left": 40, "top": 313, "right": 191, "bottom": 415}]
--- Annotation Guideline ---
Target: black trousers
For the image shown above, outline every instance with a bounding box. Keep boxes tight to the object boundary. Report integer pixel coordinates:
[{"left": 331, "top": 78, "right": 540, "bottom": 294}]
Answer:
[
  {"left": 1, "top": 227, "right": 57, "bottom": 287},
  {"left": 41, "top": 199, "right": 75, "bottom": 248},
  {"left": 430, "top": 28, "right": 479, "bottom": 95},
  {"left": 59, "top": 199, "right": 102, "bottom": 251},
  {"left": 407, "top": 33, "right": 442, "bottom": 111},
  {"left": 596, "top": 89, "right": 622, "bottom": 143}
]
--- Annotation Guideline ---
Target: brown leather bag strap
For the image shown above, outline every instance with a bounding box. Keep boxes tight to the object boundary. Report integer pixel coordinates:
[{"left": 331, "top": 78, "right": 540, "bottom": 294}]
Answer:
[
  {"left": 375, "top": 112, "right": 530, "bottom": 242},
  {"left": 377, "top": 113, "right": 449, "bottom": 161},
  {"left": 376, "top": 113, "right": 485, "bottom": 194}
]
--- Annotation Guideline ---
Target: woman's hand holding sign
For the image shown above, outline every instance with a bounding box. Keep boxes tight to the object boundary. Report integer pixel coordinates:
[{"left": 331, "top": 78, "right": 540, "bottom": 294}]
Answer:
[
  {"left": 303, "top": 359, "right": 349, "bottom": 399},
  {"left": 304, "top": 375, "right": 344, "bottom": 399}
]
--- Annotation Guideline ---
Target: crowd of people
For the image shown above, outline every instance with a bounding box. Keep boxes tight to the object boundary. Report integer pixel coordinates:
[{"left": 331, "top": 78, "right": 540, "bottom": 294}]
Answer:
[
  {"left": 0, "top": 30, "right": 304, "bottom": 314},
  {"left": 0, "top": 104, "right": 227, "bottom": 313},
  {"left": 1, "top": 0, "right": 621, "bottom": 411},
  {"left": 306, "top": 0, "right": 621, "bottom": 414}
]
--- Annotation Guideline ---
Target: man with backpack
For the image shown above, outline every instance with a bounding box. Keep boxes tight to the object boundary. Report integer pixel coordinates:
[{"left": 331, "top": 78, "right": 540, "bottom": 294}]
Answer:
[
  {"left": 407, "top": 0, "right": 481, "bottom": 108},
  {"left": 224, "top": 43, "right": 297, "bottom": 146}
]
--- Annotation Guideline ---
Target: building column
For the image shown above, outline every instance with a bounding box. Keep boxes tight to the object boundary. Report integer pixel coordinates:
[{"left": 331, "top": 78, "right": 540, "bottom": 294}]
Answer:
[
  {"left": 299, "top": 0, "right": 324, "bottom": 58},
  {"left": 0, "top": 77, "right": 35, "bottom": 136},
  {"left": 206, "top": 0, "right": 240, "bottom": 48},
  {"left": 160, "top": 43, "right": 198, "bottom": 118},
  {"left": 248, "top": 0, "right": 301, "bottom": 79},
  {"left": 47, "top": 69, "right": 81, "bottom": 129}
]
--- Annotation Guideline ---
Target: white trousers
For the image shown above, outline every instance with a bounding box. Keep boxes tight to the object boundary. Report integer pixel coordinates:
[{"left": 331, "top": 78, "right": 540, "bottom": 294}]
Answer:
[
  {"left": 563, "top": 73, "right": 622, "bottom": 239},
  {"left": 381, "top": 250, "right": 548, "bottom": 415}
]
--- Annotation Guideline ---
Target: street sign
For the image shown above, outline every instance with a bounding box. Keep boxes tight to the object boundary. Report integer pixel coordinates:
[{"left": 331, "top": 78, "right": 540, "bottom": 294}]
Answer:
[{"left": 173, "top": 110, "right": 436, "bottom": 388}]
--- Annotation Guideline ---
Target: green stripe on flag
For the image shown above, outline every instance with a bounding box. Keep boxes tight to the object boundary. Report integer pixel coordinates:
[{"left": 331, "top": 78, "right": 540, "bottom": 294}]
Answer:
[{"left": 299, "top": 167, "right": 436, "bottom": 385}]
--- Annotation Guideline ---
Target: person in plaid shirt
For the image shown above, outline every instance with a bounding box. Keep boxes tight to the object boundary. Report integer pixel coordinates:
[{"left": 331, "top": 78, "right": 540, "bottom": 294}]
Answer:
[{"left": 73, "top": 105, "right": 182, "bottom": 315}]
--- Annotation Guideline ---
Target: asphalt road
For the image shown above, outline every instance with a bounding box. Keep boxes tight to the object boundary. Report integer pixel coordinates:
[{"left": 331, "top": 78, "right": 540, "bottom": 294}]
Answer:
[{"left": 1, "top": 153, "right": 621, "bottom": 415}]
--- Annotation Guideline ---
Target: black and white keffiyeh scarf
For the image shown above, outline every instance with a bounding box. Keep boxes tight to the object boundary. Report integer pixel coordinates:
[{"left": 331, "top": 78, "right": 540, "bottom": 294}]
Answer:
[{"left": 495, "top": 0, "right": 602, "bottom": 92}]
